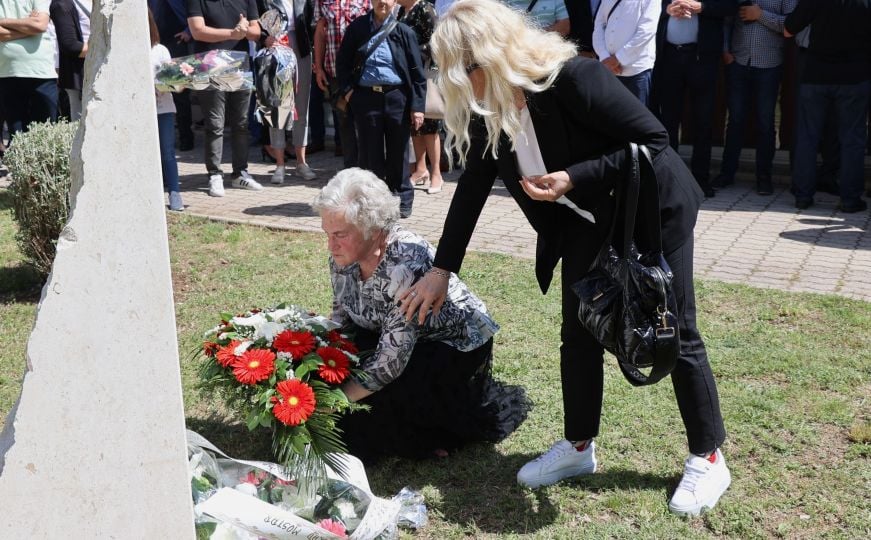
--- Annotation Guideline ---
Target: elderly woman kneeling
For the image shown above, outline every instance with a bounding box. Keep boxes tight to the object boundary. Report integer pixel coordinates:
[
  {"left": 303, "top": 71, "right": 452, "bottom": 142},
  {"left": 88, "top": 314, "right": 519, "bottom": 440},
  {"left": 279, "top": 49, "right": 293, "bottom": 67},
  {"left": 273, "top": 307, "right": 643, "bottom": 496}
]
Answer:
[{"left": 312, "top": 167, "right": 529, "bottom": 461}]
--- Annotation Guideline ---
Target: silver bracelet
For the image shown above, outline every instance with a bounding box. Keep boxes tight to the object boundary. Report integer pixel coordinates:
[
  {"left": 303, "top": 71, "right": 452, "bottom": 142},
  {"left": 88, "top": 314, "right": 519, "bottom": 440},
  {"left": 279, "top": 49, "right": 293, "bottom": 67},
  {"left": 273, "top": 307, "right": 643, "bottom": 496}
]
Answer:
[{"left": 428, "top": 268, "right": 451, "bottom": 279}]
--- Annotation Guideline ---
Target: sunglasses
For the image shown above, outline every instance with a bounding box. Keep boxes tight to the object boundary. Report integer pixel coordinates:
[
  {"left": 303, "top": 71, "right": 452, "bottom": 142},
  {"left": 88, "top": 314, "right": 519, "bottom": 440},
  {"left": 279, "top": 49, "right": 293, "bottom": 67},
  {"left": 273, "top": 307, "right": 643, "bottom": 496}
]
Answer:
[{"left": 465, "top": 62, "right": 480, "bottom": 75}]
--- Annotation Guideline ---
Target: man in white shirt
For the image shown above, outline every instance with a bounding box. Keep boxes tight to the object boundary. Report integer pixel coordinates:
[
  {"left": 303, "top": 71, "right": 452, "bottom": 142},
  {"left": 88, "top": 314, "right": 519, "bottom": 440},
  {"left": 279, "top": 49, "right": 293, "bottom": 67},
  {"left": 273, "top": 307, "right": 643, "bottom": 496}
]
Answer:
[{"left": 593, "top": 0, "right": 660, "bottom": 106}]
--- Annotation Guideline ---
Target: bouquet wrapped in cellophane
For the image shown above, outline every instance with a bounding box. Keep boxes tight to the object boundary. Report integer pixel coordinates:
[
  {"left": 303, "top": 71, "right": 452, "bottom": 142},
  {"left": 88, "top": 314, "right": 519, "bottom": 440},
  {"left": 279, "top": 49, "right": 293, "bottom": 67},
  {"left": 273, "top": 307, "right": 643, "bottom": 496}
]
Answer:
[
  {"left": 188, "top": 431, "right": 428, "bottom": 540},
  {"left": 155, "top": 49, "right": 254, "bottom": 92},
  {"left": 254, "top": 9, "right": 298, "bottom": 129},
  {"left": 197, "top": 304, "right": 369, "bottom": 484}
]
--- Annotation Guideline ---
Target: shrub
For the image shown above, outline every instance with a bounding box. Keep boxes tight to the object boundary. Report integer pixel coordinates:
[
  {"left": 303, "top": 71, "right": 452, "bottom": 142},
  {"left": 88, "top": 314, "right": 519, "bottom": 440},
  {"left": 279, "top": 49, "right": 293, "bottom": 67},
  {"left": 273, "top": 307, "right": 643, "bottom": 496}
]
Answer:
[{"left": 5, "top": 120, "right": 78, "bottom": 277}]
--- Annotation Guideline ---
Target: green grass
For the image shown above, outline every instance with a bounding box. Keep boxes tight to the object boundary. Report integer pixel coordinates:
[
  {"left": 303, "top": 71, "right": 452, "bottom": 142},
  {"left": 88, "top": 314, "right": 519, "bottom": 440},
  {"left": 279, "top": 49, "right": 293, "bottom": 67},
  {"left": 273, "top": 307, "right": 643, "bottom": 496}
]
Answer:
[{"left": 1, "top": 206, "right": 870, "bottom": 539}]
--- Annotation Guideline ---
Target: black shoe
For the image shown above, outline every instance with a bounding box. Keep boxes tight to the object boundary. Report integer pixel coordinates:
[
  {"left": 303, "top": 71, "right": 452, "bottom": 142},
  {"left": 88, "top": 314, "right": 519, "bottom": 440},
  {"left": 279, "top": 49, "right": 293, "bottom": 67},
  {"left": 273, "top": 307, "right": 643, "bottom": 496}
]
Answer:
[
  {"left": 795, "top": 197, "right": 814, "bottom": 210},
  {"left": 307, "top": 142, "right": 325, "bottom": 155},
  {"left": 756, "top": 176, "right": 773, "bottom": 196},
  {"left": 400, "top": 206, "right": 413, "bottom": 219},
  {"left": 837, "top": 199, "right": 868, "bottom": 213},
  {"left": 700, "top": 183, "right": 715, "bottom": 198},
  {"left": 711, "top": 174, "right": 734, "bottom": 189}
]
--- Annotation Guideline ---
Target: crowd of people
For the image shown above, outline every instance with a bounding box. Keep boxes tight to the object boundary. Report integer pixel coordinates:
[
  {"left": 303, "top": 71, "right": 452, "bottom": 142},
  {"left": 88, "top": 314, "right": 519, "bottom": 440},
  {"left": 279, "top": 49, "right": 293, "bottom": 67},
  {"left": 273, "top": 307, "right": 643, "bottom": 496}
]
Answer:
[{"left": 0, "top": 1, "right": 866, "bottom": 212}]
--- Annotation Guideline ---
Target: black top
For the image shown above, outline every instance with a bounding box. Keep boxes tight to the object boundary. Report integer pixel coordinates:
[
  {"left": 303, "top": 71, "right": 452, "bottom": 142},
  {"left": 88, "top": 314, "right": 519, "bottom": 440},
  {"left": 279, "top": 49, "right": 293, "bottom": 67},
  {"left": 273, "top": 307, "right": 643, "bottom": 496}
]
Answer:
[
  {"left": 566, "top": 0, "right": 595, "bottom": 51},
  {"left": 656, "top": 0, "right": 737, "bottom": 57},
  {"left": 785, "top": 0, "right": 871, "bottom": 84},
  {"left": 336, "top": 11, "right": 427, "bottom": 112},
  {"left": 50, "top": 0, "right": 85, "bottom": 91},
  {"left": 432, "top": 57, "right": 702, "bottom": 293},
  {"left": 187, "top": 0, "right": 260, "bottom": 53}
]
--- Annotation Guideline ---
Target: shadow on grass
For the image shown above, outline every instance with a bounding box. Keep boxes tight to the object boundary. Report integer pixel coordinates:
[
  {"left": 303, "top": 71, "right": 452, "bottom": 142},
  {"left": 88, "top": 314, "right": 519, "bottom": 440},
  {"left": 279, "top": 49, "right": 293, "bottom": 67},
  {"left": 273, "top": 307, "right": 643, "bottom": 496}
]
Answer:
[
  {"left": 0, "top": 189, "right": 13, "bottom": 211},
  {"left": 0, "top": 264, "right": 43, "bottom": 303},
  {"left": 185, "top": 416, "right": 273, "bottom": 462}
]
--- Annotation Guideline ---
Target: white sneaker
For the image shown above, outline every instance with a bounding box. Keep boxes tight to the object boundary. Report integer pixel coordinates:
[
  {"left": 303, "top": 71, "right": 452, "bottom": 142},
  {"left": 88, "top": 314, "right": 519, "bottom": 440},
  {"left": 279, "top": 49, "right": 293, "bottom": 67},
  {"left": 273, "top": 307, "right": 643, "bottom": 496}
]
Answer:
[
  {"left": 668, "top": 449, "right": 731, "bottom": 517},
  {"left": 296, "top": 163, "right": 317, "bottom": 180},
  {"left": 208, "top": 174, "right": 225, "bottom": 197},
  {"left": 231, "top": 170, "right": 263, "bottom": 191},
  {"left": 517, "top": 440, "right": 597, "bottom": 489},
  {"left": 271, "top": 165, "right": 286, "bottom": 185}
]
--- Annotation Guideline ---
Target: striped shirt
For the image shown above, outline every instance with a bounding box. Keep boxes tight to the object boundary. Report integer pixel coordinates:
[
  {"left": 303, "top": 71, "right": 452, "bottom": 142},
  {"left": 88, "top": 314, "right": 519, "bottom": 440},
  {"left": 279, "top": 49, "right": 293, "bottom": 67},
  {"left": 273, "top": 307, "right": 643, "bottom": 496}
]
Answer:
[
  {"left": 726, "top": 0, "right": 798, "bottom": 68},
  {"left": 315, "top": 0, "right": 372, "bottom": 77}
]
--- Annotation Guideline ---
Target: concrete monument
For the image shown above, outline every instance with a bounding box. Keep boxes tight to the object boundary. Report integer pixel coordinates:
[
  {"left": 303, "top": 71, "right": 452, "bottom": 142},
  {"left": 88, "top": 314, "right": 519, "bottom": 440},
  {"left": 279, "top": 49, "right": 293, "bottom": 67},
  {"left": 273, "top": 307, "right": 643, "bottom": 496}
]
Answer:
[{"left": 0, "top": 1, "right": 195, "bottom": 537}]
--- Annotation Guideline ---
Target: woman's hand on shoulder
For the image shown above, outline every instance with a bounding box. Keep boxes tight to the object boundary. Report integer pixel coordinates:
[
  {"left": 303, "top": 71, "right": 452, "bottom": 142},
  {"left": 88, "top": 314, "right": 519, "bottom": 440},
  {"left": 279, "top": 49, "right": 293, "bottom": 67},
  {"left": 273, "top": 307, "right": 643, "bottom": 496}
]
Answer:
[
  {"left": 398, "top": 269, "right": 450, "bottom": 325},
  {"left": 520, "top": 171, "right": 573, "bottom": 202}
]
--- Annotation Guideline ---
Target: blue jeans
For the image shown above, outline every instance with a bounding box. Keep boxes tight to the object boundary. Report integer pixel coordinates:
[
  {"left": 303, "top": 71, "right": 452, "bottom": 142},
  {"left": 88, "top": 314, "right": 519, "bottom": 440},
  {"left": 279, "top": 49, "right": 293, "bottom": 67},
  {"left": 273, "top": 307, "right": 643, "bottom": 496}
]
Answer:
[
  {"left": 793, "top": 80, "right": 871, "bottom": 204},
  {"left": 619, "top": 69, "right": 652, "bottom": 108},
  {"left": 720, "top": 63, "right": 782, "bottom": 180},
  {"left": 157, "top": 113, "right": 180, "bottom": 193}
]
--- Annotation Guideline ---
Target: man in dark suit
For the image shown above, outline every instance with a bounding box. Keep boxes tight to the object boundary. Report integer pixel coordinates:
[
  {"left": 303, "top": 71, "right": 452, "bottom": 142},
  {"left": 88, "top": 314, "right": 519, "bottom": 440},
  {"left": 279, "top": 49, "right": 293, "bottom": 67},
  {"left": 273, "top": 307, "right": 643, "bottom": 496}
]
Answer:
[
  {"left": 654, "top": 0, "right": 737, "bottom": 197},
  {"left": 567, "top": 0, "right": 600, "bottom": 58},
  {"left": 336, "top": 0, "right": 426, "bottom": 218}
]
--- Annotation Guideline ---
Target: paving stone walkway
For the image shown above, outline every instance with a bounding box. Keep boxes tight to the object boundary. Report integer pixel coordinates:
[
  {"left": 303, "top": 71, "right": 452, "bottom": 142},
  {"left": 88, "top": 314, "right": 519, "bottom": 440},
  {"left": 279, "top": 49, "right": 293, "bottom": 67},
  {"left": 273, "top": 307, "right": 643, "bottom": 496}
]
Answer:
[
  {"left": 171, "top": 141, "right": 870, "bottom": 303},
  {"left": 4, "top": 138, "right": 866, "bottom": 302}
]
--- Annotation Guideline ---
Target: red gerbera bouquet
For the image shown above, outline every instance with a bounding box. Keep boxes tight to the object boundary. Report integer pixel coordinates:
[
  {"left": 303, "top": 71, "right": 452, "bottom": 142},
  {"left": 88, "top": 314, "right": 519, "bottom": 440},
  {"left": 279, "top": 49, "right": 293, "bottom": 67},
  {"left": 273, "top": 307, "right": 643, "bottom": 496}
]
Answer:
[{"left": 197, "top": 304, "right": 367, "bottom": 481}]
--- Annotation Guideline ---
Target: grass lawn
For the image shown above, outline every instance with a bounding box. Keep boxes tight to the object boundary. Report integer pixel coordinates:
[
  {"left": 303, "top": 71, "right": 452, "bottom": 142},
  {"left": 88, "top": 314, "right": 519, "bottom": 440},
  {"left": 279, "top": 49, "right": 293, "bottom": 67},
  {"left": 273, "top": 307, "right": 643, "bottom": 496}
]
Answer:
[{"left": 1, "top": 194, "right": 869, "bottom": 539}]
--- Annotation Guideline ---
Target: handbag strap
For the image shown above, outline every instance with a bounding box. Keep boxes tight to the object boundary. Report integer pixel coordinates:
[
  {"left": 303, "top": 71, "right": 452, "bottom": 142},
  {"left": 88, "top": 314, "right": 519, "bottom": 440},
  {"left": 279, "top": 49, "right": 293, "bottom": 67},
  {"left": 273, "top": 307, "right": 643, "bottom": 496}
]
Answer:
[
  {"left": 361, "top": 18, "right": 399, "bottom": 64},
  {"left": 617, "top": 142, "right": 662, "bottom": 258},
  {"left": 527, "top": 0, "right": 541, "bottom": 12},
  {"left": 606, "top": 0, "right": 624, "bottom": 24}
]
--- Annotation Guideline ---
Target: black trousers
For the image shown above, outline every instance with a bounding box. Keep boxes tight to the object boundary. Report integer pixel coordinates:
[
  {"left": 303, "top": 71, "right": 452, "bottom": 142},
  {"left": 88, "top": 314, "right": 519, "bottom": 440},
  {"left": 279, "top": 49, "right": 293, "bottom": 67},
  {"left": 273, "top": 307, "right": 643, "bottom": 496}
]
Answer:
[
  {"left": 350, "top": 86, "right": 414, "bottom": 212},
  {"left": 654, "top": 45, "right": 720, "bottom": 188},
  {"left": 560, "top": 227, "right": 726, "bottom": 456}
]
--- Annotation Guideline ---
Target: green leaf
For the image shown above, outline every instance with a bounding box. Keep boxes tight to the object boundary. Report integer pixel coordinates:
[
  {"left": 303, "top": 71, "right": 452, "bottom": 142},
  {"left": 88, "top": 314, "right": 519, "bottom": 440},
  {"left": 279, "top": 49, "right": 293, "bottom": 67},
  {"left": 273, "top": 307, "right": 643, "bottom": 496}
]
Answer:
[{"left": 245, "top": 409, "right": 260, "bottom": 431}]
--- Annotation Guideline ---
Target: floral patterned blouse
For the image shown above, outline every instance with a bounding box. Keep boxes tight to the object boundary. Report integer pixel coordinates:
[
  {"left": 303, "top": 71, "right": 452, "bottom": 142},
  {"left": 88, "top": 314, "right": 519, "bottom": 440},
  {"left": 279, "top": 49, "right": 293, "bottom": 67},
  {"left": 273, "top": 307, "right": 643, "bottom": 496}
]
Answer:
[
  {"left": 329, "top": 226, "right": 499, "bottom": 392},
  {"left": 398, "top": 0, "right": 438, "bottom": 65}
]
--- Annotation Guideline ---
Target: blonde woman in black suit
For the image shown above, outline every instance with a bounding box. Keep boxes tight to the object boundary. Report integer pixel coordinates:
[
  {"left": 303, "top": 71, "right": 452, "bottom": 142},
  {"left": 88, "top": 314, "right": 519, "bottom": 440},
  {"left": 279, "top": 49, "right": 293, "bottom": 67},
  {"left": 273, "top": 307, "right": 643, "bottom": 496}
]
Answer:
[{"left": 398, "top": 0, "right": 731, "bottom": 517}]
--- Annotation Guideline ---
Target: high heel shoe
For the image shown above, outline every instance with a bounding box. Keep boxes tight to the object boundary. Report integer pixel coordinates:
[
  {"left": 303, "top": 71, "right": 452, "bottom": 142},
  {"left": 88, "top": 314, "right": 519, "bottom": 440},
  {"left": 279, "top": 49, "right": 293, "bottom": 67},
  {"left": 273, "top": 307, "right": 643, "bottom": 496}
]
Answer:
[
  {"left": 261, "top": 146, "right": 276, "bottom": 164},
  {"left": 411, "top": 171, "right": 429, "bottom": 186},
  {"left": 427, "top": 181, "right": 443, "bottom": 195}
]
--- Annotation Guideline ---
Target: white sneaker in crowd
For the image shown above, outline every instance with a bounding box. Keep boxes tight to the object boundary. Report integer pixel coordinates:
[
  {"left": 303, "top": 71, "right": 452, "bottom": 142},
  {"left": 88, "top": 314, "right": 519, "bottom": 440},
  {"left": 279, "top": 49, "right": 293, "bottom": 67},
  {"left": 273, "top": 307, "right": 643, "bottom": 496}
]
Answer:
[
  {"left": 231, "top": 170, "right": 263, "bottom": 191},
  {"left": 517, "top": 439, "right": 597, "bottom": 489},
  {"left": 296, "top": 163, "right": 317, "bottom": 180},
  {"left": 668, "top": 448, "right": 731, "bottom": 517},
  {"left": 271, "top": 165, "right": 286, "bottom": 185},
  {"left": 208, "top": 173, "right": 225, "bottom": 197}
]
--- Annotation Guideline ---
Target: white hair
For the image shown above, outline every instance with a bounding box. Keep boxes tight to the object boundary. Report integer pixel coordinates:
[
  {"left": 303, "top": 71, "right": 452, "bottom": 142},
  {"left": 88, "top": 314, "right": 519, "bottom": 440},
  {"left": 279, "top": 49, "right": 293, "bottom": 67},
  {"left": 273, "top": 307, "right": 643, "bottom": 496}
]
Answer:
[
  {"left": 311, "top": 168, "right": 400, "bottom": 238},
  {"left": 430, "top": 0, "right": 578, "bottom": 168}
]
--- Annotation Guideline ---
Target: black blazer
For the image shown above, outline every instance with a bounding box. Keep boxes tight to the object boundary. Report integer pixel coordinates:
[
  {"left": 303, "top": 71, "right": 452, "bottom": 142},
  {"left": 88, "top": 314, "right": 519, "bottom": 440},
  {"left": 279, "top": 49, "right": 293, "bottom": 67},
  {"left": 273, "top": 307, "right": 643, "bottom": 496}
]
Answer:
[
  {"left": 432, "top": 58, "right": 703, "bottom": 294},
  {"left": 50, "top": 0, "right": 85, "bottom": 91},
  {"left": 656, "top": 0, "right": 737, "bottom": 57},
  {"left": 335, "top": 11, "right": 426, "bottom": 113}
]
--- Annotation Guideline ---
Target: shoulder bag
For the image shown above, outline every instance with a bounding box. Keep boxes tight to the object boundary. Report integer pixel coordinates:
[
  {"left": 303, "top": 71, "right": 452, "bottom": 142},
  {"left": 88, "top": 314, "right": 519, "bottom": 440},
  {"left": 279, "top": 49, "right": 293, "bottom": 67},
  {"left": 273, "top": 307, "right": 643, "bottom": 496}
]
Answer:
[{"left": 571, "top": 143, "right": 680, "bottom": 386}]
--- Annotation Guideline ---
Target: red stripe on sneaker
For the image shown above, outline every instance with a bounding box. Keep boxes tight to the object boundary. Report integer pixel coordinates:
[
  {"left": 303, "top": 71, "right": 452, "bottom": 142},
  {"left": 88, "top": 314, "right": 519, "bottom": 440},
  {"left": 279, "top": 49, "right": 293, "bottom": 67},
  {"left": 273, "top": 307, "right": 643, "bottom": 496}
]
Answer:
[{"left": 707, "top": 451, "right": 717, "bottom": 464}]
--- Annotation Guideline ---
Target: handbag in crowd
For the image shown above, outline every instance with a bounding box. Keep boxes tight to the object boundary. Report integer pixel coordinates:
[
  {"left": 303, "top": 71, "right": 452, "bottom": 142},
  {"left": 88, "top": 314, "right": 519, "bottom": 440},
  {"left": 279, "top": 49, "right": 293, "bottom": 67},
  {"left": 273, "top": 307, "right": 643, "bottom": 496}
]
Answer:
[
  {"left": 329, "top": 18, "right": 399, "bottom": 113},
  {"left": 571, "top": 143, "right": 680, "bottom": 386},
  {"left": 423, "top": 67, "right": 444, "bottom": 120}
]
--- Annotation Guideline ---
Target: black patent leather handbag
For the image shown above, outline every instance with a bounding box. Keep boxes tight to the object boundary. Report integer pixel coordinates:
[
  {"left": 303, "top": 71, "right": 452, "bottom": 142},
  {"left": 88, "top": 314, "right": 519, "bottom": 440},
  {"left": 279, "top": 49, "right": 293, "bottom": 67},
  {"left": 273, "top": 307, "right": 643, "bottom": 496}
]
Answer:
[{"left": 571, "top": 143, "right": 679, "bottom": 386}]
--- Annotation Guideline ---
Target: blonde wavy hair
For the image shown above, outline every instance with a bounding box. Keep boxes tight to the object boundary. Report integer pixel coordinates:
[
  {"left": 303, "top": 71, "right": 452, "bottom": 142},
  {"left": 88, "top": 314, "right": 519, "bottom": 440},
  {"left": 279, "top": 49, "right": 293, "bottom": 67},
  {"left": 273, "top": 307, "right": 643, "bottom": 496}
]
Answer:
[{"left": 430, "top": 0, "right": 577, "bottom": 168}]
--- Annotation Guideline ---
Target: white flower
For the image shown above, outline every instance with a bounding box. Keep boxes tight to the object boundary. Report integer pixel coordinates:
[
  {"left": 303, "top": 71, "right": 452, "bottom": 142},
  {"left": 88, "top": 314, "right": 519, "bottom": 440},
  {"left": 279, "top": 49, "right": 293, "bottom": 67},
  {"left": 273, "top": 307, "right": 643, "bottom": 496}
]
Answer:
[
  {"left": 255, "top": 321, "right": 285, "bottom": 343},
  {"left": 276, "top": 351, "right": 294, "bottom": 363},
  {"left": 231, "top": 313, "right": 268, "bottom": 328},
  {"left": 233, "top": 342, "right": 252, "bottom": 356},
  {"left": 268, "top": 308, "right": 294, "bottom": 322}
]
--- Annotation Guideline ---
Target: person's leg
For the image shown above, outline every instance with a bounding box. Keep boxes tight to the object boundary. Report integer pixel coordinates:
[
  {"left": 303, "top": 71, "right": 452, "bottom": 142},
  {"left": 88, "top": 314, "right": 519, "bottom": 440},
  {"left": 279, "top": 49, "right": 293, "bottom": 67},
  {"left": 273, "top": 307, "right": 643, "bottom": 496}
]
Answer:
[
  {"left": 753, "top": 65, "right": 782, "bottom": 191},
  {"left": 269, "top": 126, "right": 286, "bottom": 184},
  {"left": 351, "top": 88, "right": 385, "bottom": 177},
  {"left": 157, "top": 113, "right": 183, "bottom": 210},
  {"left": 654, "top": 51, "right": 687, "bottom": 153},
  {"left": 688, "top": 56, "right": 719, "bottom": 193},
  {"left": 618, "top": 69, "right": 652, "bottom": 107},
  {"left": 331, "top": 76, "right": 358, "bottom": 167},
  {"left": 308, "top": 76, "right": 326, "bottom": 148},
  {"left": 0, "top": 78, "right": 26, "bottom": 137},
  {"left": 833, "top": 80, "right": 870, "bottom": 209},
  {"left": 718, "top": 62, "right": 750, "bottom": 184},
  {"left": 792, "top": 83, "right": 829, "bottom": 205},
  {"left": 664, "top": 236, "right": 726, "bottom": 454},
  {"left": 410, "top": 135, "right": 428, "bottom": 183},
  {"left": 383, "top": 88, "right": 413, "bottom": 214},
  {"left": 425, "top": 131, "right": 444, "bottom": 191},
  {"left": 198, "top": 89, "right": 226, "bottom": 175},
  {"left": 292, "top": 55, "right": 316, "bottom": 179},
  {"left": 174, "top": 89, "right": 194, "bottom": 149},
  {"left": 28, "top": 78, "right": 59, "bottom": 127},
  {"left": 65, "top": 89, "right": 82, "bottom": 121},
  {"left": 226, "top": 89, "right": 251, "bottom": 176}
]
